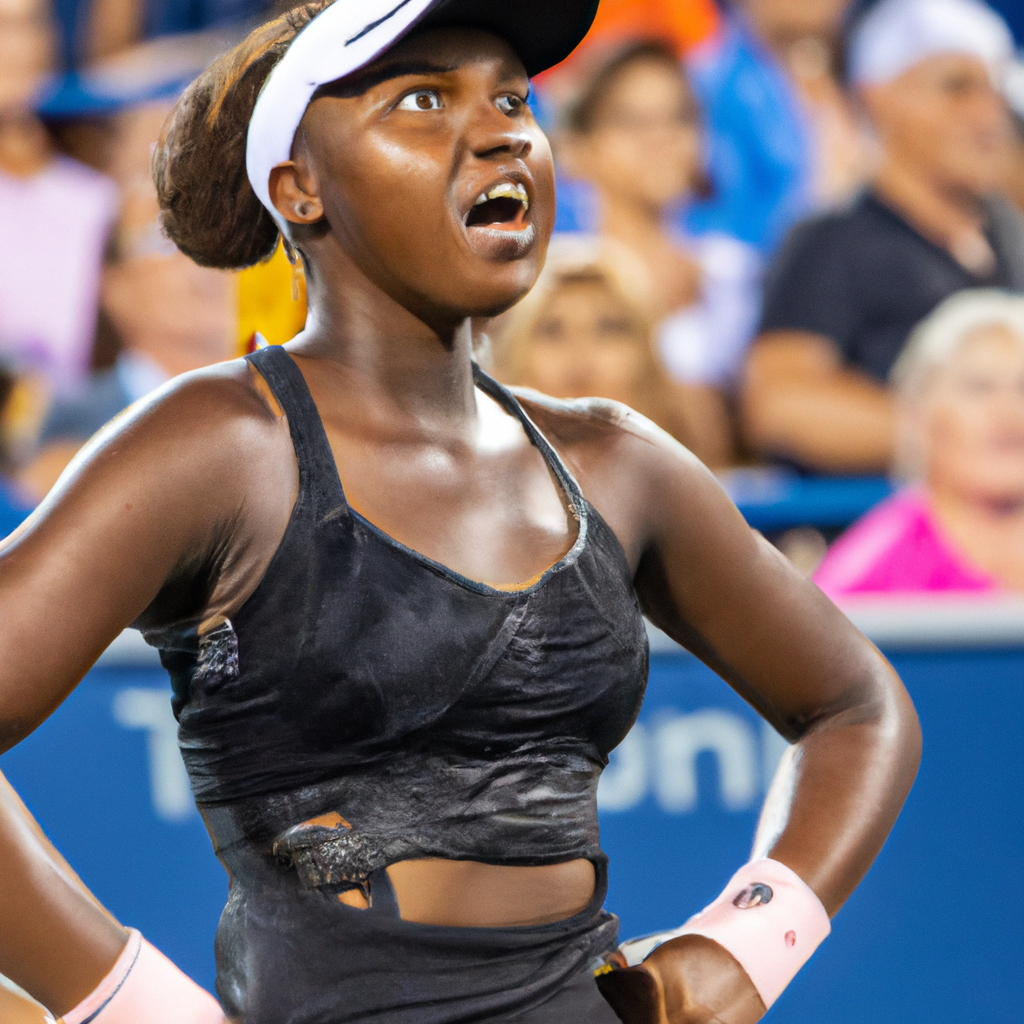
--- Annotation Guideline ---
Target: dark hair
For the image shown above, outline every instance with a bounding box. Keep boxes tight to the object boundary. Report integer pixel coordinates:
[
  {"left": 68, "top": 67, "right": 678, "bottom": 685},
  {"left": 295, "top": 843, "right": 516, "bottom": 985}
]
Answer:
[
  {"left": 563, "top": 38, "right": 686, "bottom": 135},
  {"left": 153, "top": 0, "right": 332, "bottom": 270}
]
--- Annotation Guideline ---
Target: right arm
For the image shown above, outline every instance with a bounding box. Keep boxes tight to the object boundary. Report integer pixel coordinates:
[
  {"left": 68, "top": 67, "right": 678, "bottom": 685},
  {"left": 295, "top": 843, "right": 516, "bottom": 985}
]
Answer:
[
  {"left": 0, "top": 364, "right": 294, "bottom": 1015},
  {"left": 741, "top": 329, "right": 895, "bottom": 473}
]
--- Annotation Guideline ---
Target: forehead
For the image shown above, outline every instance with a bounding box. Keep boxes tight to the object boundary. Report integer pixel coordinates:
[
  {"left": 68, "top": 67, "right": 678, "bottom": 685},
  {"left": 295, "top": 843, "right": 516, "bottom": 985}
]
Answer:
[
  {"left": 900, "top": 51, "right": 995, "bottom": 87},
  {"left": 932, "top": 324, "right": 1024, "bottom": 381},
  {"left": 347, "top": 26, "right": 527, "bottom": 89},
  {"left": 956, "top": 323, "right": 1024, "bottom": 355},
  {"left": 604, "top": 58, "right": 689, "bottom": 102}
]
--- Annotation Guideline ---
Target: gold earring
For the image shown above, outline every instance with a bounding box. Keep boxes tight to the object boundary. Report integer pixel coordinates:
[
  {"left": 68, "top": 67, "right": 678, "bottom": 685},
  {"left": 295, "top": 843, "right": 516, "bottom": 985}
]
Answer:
[{"left": 282, "top": 237, "right": 304, "bottom": 302}]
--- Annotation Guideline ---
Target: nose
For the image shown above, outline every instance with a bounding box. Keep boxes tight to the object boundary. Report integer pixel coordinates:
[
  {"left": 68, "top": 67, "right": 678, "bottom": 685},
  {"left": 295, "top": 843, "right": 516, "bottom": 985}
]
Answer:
[{"left": 467, "top": 104, "right": 532, "bottom": 162}]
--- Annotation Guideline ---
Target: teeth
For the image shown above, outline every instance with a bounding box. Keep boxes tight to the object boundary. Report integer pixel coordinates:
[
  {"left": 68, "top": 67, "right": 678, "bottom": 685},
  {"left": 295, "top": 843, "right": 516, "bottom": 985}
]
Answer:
[{"left": 473, "top": 181, "right": 529, "bottom": 210}]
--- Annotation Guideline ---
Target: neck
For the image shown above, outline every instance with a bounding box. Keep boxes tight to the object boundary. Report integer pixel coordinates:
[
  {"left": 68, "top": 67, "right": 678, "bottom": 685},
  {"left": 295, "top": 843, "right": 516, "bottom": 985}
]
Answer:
[
  {"left": 0, "top": 112, "right": 51, "bottom": 177},
  {"left": 873, "top": 157, "right": 986, "bottom": 253},
  {"left": 289, "top": 237, "right": 479, "bottom": 435}
]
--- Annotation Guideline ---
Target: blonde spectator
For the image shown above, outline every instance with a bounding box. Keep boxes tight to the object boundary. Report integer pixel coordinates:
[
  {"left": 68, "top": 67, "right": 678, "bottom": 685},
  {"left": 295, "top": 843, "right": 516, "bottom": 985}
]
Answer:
[
  {"left": 815, "top": 290, "right": 1024, "bottom": 595},
  {"left": 558, "top": 39, "right": 762, "bottom": 394},
  {"left": 0, "top": 0, "right": 118, "bottom": 395},
  {"left": 491, "top": 236, "right": 730, "bottom": 467}
]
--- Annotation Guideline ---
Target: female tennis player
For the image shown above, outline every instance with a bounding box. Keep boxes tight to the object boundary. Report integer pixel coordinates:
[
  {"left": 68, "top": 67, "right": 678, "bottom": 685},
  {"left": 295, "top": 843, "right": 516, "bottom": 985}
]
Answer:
[{"left": 0, "top": 1, "right": 921, "bottom": 1022}]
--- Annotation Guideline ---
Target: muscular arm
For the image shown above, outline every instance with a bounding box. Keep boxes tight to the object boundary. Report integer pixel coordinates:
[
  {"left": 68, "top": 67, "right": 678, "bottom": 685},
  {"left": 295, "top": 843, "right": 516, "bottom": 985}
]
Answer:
[
  {"left": 741, "top": 331, "right": 896, "bottom": 473},
  {"left": 636, "top": 453, "right": 919, "bottom": 913},
  {"left": 532, "top": 401, "right": 920, "bottom": 1023},
  {"left": 0, "top": 364, "right": 294, "bottom": 1014}
]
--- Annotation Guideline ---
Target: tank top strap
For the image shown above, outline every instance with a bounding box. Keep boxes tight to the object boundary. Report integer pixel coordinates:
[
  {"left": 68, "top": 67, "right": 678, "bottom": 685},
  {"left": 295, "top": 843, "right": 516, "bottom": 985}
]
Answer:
[
  {"left": 245, "top": 345, "right": 347, "bottom": 517},
  {"left": 472, "top": 365, "right": 586, "bottom": 514}
]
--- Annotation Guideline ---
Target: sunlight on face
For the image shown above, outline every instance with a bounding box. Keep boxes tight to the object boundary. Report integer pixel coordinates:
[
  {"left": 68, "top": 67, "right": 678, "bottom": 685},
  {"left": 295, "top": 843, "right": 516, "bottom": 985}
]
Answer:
[
  {"left": 520, "top": 278, "right": 649, "bottom": 404},
  {"left": 921, "top": 325, "right": 1024, "bottom": 502},
  {"left": 580, "top": 58, "right": 701, "bottom": 210}
]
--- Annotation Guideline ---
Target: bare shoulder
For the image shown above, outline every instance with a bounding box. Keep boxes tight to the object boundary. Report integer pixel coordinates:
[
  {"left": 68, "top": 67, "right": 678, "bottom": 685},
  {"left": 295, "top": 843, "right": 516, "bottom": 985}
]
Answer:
[
  {"left": 7, "top": 357, "right": 296, "bottom": 565},
  {"left": 102, "top": 358, "right": 284, "bottom": 449},
  {"left": 510, "top": 387, "right": 708, "bottom": 489},
  {"left": 509, "top": 389, "right": 724, "bottom": 564}
]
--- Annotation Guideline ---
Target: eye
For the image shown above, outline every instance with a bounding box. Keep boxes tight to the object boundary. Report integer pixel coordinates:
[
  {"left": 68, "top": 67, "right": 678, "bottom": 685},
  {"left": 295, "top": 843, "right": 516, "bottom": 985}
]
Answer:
[
  {"left": 397, "top": 89, "right": 442, "bottom": 111},
  {"left": 495, "top": 94, "right": 525, "bottom": 116}
]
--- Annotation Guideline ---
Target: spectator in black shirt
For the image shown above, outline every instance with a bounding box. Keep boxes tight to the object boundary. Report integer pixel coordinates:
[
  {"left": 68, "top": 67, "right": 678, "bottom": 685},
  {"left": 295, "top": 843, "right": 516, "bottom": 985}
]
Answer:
[{"left": 742, "top": 0, "right": 1022, "bottom": 474}]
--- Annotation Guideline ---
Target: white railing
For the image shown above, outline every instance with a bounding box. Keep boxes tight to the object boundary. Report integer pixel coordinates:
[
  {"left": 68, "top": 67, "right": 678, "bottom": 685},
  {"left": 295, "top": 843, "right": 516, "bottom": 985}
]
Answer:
[{"left": 647, "top": 595, "right": 1024, "bottom": 654}]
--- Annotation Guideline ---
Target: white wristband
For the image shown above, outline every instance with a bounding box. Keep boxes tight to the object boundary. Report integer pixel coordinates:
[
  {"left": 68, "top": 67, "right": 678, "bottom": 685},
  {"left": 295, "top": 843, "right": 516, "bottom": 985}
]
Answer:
[
  {"left": 617, "top": 859, "right": 831, "bottom": 1009},
  {"left": 59, "top": 929, "right": 226, "bottom": 1024}
]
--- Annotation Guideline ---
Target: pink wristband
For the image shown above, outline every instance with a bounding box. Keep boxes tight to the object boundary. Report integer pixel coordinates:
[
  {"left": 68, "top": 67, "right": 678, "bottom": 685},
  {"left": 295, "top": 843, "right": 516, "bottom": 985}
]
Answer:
[
  {"left": 59, "top": 929, "right": 226, "bottom": 1024},
  {"left": 616, "top": 859, "right": 830, "bottom": 1009},
  {"left": 678, "top": 859, "right": 831, "bottom": 1008}
]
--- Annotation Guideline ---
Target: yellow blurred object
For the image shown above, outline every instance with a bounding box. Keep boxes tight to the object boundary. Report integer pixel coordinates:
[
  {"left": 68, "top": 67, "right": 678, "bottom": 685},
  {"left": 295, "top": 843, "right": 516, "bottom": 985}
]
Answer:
[
  {"left": 1, "top": 373, "right": 51, "bottom": 464},
  {"left": 236, "top": 240, "right": 307, "bottom": 354}
]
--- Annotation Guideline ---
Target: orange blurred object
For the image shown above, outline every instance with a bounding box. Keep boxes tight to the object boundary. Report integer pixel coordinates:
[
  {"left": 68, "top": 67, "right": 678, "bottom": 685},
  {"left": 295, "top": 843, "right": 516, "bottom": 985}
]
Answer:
[
  {"left": 588, "top": 0, "right": 720, "bottom": 52},
  {"left": 537, "top": 0, "right": 721, "bottom": 84}
]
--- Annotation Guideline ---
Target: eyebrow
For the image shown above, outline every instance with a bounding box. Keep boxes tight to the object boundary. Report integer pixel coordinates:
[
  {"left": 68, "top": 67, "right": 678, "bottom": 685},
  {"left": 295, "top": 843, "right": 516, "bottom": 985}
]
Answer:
[{"left": 314, "top": 61, "right": 459, "bottom": 100}]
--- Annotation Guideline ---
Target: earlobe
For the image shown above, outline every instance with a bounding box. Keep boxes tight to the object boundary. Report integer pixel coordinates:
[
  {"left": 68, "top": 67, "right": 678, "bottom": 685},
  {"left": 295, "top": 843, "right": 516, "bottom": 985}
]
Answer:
[{"left": 268, "top": 161, "right": 324, "bottom": 225}]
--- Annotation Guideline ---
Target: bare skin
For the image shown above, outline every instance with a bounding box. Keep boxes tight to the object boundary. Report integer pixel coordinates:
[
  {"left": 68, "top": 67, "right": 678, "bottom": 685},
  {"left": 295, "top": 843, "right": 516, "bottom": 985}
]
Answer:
[
  {"left": 0, "top": 28, "right": 920, "bottom": 1023},
  {"left": 743, "top": 54, "right": 1013, "bottom": 473}
]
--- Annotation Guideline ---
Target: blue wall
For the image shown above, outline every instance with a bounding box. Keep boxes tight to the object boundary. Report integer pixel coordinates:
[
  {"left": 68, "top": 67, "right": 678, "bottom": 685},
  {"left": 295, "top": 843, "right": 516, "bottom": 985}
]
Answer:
[{"left": 2, "top": 646, "right": 1022, "bottom": 1020}]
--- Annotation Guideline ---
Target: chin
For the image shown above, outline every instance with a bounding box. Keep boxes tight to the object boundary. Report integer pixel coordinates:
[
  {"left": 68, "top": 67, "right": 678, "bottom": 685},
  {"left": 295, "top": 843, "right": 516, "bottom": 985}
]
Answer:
[{"left": 453, "top": 267, "right": 542, "bottom": 318}]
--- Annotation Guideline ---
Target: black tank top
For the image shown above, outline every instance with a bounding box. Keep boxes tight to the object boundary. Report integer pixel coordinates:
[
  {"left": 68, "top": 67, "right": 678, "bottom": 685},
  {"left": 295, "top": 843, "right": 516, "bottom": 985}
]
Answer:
[{"left": 143, "top": 345, "right": 648, "bottom": 886}]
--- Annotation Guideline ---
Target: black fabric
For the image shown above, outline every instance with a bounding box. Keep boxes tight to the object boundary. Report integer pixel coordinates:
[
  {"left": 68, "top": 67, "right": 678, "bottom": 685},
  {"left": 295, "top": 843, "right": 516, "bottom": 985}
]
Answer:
[
  {"left": 420, "top": 0, "right": 600, "bottom": 78},
  {"left": 759, "top": 190, "right": 1024, "bottom": 382},
  {"left": 141, "top": 344, "right": 648, "bottom": 1022},
  {"left": 213, "top": 842, "right": 621, "bottom": 1023}
]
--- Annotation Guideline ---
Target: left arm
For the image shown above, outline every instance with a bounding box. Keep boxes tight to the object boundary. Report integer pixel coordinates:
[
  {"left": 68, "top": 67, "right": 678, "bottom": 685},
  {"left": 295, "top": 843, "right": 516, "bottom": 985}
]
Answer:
[{"left": 587, "top": 420, "right": 920, "bottom": 1023}]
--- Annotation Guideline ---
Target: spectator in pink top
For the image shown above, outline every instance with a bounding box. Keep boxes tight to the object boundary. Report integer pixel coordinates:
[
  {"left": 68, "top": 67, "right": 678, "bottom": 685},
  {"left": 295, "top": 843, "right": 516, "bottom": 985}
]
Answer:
[{"left": 815, "top": 289, "right": 1024, "bottom": 596}]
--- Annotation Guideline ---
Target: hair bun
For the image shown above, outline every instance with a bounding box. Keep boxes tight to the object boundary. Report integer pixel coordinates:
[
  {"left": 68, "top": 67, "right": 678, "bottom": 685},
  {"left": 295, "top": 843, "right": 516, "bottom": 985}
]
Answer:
[{"left": 153, "top": 3, "right": 332, "bottom": 270}]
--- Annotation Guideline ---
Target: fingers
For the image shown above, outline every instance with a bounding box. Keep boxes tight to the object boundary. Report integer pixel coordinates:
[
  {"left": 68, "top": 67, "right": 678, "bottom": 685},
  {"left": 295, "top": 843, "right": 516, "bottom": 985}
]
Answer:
[{"left": 595, "top": 965, "right": 665, "bottom": 1024}]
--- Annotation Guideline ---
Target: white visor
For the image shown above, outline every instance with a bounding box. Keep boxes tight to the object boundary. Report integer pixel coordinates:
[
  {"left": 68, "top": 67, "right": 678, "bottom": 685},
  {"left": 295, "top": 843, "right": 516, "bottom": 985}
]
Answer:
[{"left": 848, "top": 0, "right": 1014, "bottom": 87}]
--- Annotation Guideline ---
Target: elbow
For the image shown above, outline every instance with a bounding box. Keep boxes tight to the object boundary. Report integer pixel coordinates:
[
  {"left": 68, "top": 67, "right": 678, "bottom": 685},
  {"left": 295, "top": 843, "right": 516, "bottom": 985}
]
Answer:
[
  {"left": 858, "top": 656, "right": 923, "bottom": 796},
  {"left": 889, "top": 668, "right": 923, "bottom": 784}
]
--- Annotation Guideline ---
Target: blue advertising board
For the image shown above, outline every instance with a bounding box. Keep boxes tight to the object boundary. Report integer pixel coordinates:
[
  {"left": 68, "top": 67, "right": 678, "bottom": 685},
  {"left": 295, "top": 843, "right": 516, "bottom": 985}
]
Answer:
[{"left": 2, "top": 640, "right": 1022, "bottom": 1021}]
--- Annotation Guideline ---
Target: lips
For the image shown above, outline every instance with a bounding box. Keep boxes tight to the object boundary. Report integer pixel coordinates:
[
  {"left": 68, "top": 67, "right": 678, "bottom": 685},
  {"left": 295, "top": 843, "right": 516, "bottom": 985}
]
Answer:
[
  {"left": 461, "top": 175, "right": 535, "bottom": 261},
  {"left": 467, "top": 181, "right": 530, "bottom": 228}
]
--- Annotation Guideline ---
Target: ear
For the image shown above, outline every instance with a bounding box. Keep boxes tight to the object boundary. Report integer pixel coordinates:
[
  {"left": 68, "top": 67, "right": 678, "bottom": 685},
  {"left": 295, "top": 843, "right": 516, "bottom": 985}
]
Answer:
[{"left": 268, "top": 161, "right": 325, "bottom": 225}]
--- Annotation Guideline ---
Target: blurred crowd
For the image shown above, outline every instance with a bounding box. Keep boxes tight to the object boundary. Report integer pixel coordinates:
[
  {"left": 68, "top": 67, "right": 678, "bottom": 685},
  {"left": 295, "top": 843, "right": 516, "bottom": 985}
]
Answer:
[{"left": 2, "top": 0, "right": 1024, "bottom": 596}]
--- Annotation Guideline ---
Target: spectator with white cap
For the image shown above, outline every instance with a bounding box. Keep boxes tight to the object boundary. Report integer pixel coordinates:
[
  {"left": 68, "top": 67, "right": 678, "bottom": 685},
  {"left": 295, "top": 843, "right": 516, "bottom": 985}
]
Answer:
[{"left": 742, "top": 0, "right": 1023, "bottom": 474}]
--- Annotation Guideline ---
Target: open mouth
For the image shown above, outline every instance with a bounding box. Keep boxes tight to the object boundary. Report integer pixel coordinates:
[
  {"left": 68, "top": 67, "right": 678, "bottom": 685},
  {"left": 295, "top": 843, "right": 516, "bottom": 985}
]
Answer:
[{"left": 466, "top": 182, "right": 530, "bottom": 231}]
